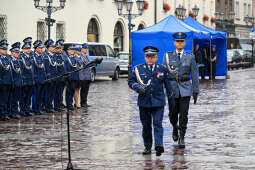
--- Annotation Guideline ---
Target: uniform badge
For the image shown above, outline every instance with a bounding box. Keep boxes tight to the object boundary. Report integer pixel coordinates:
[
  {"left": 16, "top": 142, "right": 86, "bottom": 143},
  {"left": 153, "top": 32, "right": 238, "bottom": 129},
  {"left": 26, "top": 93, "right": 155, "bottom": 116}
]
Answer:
[
  {"left": 170, "top": 65, "right": 175, "bottom": 70},
  {"left": 157, "top": 72, "right": 164, "bottom": 78},
  {"left": 181, "top": 60, "right": 185, "bottom": 66}
]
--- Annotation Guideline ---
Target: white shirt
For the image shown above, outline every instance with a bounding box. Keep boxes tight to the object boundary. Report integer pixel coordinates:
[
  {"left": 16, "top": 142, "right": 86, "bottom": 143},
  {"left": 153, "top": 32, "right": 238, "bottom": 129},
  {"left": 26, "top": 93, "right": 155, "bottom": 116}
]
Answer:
[{"left": 176, "top": 49, "right": 184, "bottom": 59}]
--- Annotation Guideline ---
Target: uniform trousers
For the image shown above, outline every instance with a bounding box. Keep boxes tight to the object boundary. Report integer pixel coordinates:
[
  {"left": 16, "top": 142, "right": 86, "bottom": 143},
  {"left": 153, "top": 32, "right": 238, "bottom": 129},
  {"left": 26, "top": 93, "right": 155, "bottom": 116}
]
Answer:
[
  {"left": 10, "top": 86, "right": 21, "bottom": 116},
  {"left": 0, "top": 84, "right": 11, "bottom": 118},
  {"left": 80, "top": 80, "right": 91, "bottom": 106},
  {"left": 65, "top": 80, "right": 76, "bottom": 109},
  {"left": 54, "top": 81, "right": 65, "bottom": 110},
  {"left": 45, "top": 81, "right": 56, "bottom": 111},
  {"left": 169, "top": 94, "right": 190, "bottom": 137},
  {"left": 139, "top": 107, "right": 164, "bottom": 150},
  {"left": 20, "top": 85, "right": 34, "bottom": 114},
  {"left": 33, "top": 84, "right": 46, "bottom": 113}
]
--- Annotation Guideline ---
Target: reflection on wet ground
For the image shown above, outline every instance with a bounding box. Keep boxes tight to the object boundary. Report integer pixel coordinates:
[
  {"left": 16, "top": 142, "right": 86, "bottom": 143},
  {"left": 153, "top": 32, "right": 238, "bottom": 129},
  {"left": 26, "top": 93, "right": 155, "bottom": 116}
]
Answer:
[{"left": 1, "top": 70, "right": 255, "bottom": 169}]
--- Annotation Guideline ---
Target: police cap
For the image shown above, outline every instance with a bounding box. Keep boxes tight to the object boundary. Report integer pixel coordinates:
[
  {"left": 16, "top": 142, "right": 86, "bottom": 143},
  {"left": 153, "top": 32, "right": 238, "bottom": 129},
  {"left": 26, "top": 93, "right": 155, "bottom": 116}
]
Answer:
[
  {"left": 143, "top": 46, "right": 159, "bottom": 56},
  {"left": 172, "top": 32, "right": 187, "bottom": 40}
]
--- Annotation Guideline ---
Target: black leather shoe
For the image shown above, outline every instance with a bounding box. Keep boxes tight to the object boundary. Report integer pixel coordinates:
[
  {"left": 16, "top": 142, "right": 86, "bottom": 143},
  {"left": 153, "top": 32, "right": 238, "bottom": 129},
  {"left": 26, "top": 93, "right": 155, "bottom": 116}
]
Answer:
[
  {"left": 34, "top": 112, "right": 42, "bottom": 115},
  {"left": 172, "top": 126, "right": 179, "bottom": 142},
  {"left": 25, "top": 112, "right": 33, "bottom": 116},
  {"left": 178, "top": 137, "right": 185, "bottom": 148},
  {"left": 142, "top": 148, "right": 151, "bottom": 155},
  {"left": 155, "top": 146, "right": 164, "bottom": 156},
  {"left": 67, "top": 107, "right": 75, "bottom": 111}
]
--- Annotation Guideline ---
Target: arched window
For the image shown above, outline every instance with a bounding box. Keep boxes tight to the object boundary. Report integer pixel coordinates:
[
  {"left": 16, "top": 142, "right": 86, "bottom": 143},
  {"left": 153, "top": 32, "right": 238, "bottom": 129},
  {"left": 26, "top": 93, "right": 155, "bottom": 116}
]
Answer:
[
  {"left": 87, "top": 18, "right": 99, "bottom": 42},
  {"left": 138, "top": 24, "right": 145, "bottom": 30},
  {"left": 113, "top": 21, "right": 124, "bottom": 53}
]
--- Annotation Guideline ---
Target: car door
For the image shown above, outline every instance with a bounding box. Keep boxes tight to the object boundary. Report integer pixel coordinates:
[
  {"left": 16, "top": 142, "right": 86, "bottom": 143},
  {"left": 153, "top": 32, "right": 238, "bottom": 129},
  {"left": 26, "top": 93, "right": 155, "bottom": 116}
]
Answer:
[
  {"left": 105, "top": 45, "right": 117, "bottom": 74},
  {"left": 88, "top": 44, "right": 107, "bottom": 75}
]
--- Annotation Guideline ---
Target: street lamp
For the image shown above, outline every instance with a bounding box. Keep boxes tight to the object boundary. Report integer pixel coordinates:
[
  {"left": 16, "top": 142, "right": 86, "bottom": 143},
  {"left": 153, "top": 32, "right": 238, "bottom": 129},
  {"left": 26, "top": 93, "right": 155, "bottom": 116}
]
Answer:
[
  {"left": 229, "top": 11, "right": 235, "bottom": 21},
  {"left": 192, "top": 5, "right": 199, "bottom": 19},
  {"left": 114, "top": 0, "right": 145, "bottom": 78},
  {"left": 175, "top": 4, "right": 186, "bottom": 20},
  {"left": 34, "top": 0, "right": 66, "bottom": 40},
  {"left": 244, "top": 15, "right": 255, "bottom": 67}
]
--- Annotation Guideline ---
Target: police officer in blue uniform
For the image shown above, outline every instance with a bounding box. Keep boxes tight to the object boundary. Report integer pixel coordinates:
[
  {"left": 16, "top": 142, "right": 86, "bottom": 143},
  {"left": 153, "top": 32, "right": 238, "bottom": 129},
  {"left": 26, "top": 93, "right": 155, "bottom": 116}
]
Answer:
[
  {"left": 80, "top": 43, "right": 92, "bottom": 108},
  {"left": 19, "top": 40, "right": 35, "bottom": 116},
  {"left": 54, "top": 41, "right": 66, "bottom": 112},
  {"left": 0, "top": 40, "right": 13, "bottom": 121},
  {"left": 163, "top": 32, "right": 199, "bottom": 148},
  {"left": 9, "top": 42, "right": 23, "bottom": 119},
  {"left": 32, "top": 40, "right": 47, "bottom": 115},
  {"left": 128, "top": 46, "right": 173, "bottom": 156},
  {"left": 65, "top": 45, "right": 79, "bottom": 110},
  {"left": 43, "top": 39, "right": 57, "bottom": 113}
]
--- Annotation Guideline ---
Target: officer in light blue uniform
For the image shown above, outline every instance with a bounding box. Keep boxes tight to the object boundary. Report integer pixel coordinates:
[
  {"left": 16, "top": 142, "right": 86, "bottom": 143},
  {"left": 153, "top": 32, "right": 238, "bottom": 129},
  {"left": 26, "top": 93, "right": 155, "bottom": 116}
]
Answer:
[
  {"left": 9, "top": 42, "right": 23, "bottom": 119},
  {"left": 54, "top": 41, "right": 66, "bottom": 112},
  {"left": 80, "top": 43, "right": 92, "bottom": 108},
  {"left": 65, "top": 45, "right": 79, "bottom": 110},
  {"left": 43, "top": 39, "right": 57, "bottom": 113},
  {"left": 0, "top": 40, "right": 13, "bottom": 121},
  {"left": 163, "top": 32, "right": 199, "bottom": 148},
  {"left": 19, "top": 40, "right": 35, "bottom": 116},
  {"left": 32, "top": 40, "right": 47, "bottom": 115},
  {"left": 128, "top": 46, "right": 173, "bottom": 156}
]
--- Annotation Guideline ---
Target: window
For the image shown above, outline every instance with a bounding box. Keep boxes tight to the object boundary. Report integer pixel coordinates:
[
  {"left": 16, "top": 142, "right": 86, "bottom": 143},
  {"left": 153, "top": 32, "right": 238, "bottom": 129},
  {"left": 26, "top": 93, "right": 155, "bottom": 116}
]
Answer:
[
  {"left": 56, "top": 22, "right": 65, "bottom": 40},
  {"left": 106, "top": 45, "right": 115, "bottom": 57},
  {"left": 88, "top": 45, "right": 106, "bottom": 56},
  {"left": 37, "top": 21, "right": 46, "bottom": 42},
  {"left": 0, "top": 15, "right": 7, "bottom": 40},
  {"left": 244, "top": 3, "right": 247, "bottom": 16},
  {"left": 236, "top": 1, "right": 240, "bottom": 18},
  {"left": 248, "top": 4, "right": 251, "bottom": 16},
  {"left": 138, "top": 24, "right": 145, "bottom": 30},
  {"left": 87, "top": 18, "right": 99, "bottom": 42},
  {"left": 113, "top": 21, "right": 124, "bottom": 53}
]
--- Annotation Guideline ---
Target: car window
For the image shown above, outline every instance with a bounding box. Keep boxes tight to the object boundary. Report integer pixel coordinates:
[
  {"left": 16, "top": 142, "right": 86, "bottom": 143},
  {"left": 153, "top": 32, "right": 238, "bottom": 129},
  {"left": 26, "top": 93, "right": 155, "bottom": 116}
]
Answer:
[
  {"left": 118, "top": 54, "right": 129, "bottom": 60},
  {"left": 88, "top": 45, "right": 107, "bottom": 56},
  {"left": 106, "top": 45, "right": 115, "bottom": 57}
]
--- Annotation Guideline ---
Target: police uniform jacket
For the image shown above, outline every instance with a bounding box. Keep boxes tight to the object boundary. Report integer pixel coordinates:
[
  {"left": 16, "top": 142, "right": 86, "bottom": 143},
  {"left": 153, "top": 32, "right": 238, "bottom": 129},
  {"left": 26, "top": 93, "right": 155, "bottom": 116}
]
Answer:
[
  {"left": 43, "top": 50, "right": 57, "bottom": 80},
  {"left": 32, "top": 51, "right": 47, "bottom": 84},
  {"left": 55, "top": 52, "right": 66, "bottom": 82},
  {"left": 79, "top": 53, "right": 91, "bottom": 81},
  {"left": 0, "top": 54, "right": 12, "bottom": 85},
  {"left": 128, "top": 63, "right": 173, "bottom": 108},
  {"left": 18, "top": 52, "right": 34, "bottom": 86},
  {"left": 65, "top": 54, "right": 79, "bottom": 81},
  {"left": 163, "top": 51, "right": 199, "bottom": 98},
  {"left": 10, "top": 55, "right": 23, "bottom": 87}
]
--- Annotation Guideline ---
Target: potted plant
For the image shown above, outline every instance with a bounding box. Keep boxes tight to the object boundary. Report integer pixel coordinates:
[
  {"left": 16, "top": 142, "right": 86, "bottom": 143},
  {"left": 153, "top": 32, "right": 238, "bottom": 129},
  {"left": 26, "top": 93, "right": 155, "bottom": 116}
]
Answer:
[
  {"left": 211, "top": 17, "right": 216, "bottom": 24},
  {"left": 163, "top": 2, "right": 171, "bottom": 12},
  {"left": 144, "top": 1, "right": 149, "bottom": 10},
  {"left": 203, "top": 15, "right": 209, "bottom": 21}
]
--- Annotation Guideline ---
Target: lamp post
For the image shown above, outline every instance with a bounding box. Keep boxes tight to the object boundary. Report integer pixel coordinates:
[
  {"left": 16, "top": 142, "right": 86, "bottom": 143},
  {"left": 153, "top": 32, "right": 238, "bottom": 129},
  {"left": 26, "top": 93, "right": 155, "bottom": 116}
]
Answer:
[
  {"left": 215, "top": 11, "right": 226, "bottom": 31},
  {"left": 192, "top": 5, "right": 199, "bottom": 20},
  {"left": 244, "top": 15, "right": 255, "bottom": 67},
  {"left": 34, "top": 0, "right": 66, "bottom": 40},
  {"left": 175, "top": 4, "right": 186, "bottom": 20},
  {"left": 114, "top": 0, "right": 145, "bottom": 78}
]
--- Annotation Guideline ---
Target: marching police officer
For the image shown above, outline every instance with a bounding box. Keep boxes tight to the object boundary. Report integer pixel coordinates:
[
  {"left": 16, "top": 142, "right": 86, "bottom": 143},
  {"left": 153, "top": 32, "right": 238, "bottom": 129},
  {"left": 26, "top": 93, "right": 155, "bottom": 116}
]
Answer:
[
  {"left": 0, "top": 40, "right": 13, "bottom": 121},
  {"left": 128, "top": 46, "right": 173, "bottom": 156},
  {"left": 43, "top": 39, "right": 57, "bottom": 113},
  {"left": 54, "top": 41, "right": 66, "bottom": 112},
  {"left": 9, "top": 42, "right": 23, "bottom": 119},
  {"left": 19, "top": 38, "right": 35, "bottom": 116},
  {"left": 80, "top": 43, "right": 92, "bottom": 108},
  {"left": 163, "top": 32, "right": 199, "bottom": 148},
  {"left": 32, "top": 40, "right": 47, "bottom": 115}
]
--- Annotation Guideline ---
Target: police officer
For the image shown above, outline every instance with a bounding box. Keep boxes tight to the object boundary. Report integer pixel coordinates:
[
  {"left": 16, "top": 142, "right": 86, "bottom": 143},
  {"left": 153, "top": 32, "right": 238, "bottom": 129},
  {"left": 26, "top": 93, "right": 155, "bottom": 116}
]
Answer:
[
  {"left": 80, "top": 43, "right": 92, "bottom": 108},
  {"left": 163, "top": 32, "right": 199, "bottom": 148},
  {"left": 32, "top": 40, "right": 47, "bottom": 115},
  {"left": 194, "top": 44, "right": 205, "bottom": 79},
  {"left": 209, "top": 45, "right": 217, "bottom": 80},
  {"left": 0, "top": 40, "right": 12, "bottom": 121},
  {"left": 19, "top": 39, "right": 35, "bottom": 116},
  {"left": 65, "top": 45, "right": 79, "bottom": 110},
  {"left": 9, "top": 42, "right": 23, "bottom": 119},
  {"left": 128, "top": 46, "right": 173, "bottom": 156},
  {"left": 54, "top": 41, "right": 66, "bottom": 112},
  {"left": 43, "top": 39, "right": 57, "bottom": 113},
  {"left": 74, "top": 45, "right": 83, "bottom": 109}
]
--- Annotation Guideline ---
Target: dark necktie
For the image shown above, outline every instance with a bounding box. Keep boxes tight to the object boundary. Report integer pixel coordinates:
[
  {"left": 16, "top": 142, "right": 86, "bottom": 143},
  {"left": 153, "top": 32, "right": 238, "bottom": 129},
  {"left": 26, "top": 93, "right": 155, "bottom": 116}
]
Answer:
[
  {"left": 178, "top": 53, "right": 181, "bottom": 61},
  {"left": 150, "top": 65, "right": 153, "bottom": 72}
]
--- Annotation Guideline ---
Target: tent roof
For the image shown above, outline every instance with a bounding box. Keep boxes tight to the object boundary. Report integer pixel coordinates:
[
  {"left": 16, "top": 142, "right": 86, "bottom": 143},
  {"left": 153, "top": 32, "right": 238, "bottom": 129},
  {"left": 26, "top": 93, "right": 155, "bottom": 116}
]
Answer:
[
  {"left": 184, "top": 16, "right": 226, "bottom": 39},
  {"left": 132, "top": 15, "right": 210, "bottom": 39}
]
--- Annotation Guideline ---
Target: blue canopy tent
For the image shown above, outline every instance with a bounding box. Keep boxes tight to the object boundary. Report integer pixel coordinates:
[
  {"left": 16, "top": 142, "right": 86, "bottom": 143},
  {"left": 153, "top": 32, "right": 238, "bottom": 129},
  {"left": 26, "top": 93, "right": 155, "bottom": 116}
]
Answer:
[
  {"left": 184, "top": 16, "right": 227, "bottom": 76},
  {"left": 131, "top": 15, "right": 210, "bottom": 67}
]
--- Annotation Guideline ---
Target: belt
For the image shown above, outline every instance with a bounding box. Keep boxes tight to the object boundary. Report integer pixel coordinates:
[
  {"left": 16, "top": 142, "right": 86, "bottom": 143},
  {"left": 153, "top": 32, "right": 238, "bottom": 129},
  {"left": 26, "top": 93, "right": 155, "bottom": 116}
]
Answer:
[{"left": 169, "top": 77, "right": 190, "bottom": 82}]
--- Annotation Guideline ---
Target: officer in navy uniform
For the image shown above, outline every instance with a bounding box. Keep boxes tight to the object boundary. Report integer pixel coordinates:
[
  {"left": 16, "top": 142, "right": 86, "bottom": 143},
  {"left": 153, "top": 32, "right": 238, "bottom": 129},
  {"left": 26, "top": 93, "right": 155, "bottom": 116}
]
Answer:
[
  {"left": 43, "top": 39, "right": 57, "bottom": 113},
  {"left": 65, "top": 45, "right": 79, "bottom": 110},
  {"left": 74, "top": 45, "right": 83, "bottom": 108},
  {"left": 128, "top": 46, "right": 173, "bottom": 156},
  {"left": 32, "top": 40, "right": 47, "bottom": 115},
  {"left": 163, "top": 32, "right": 199, "bottom": 148},
  {"left": 19, "top": 40, "right": 35, "bottom": 116},
  {"left": 54, "top": 41, "right": 66, "bottom": 112},
  {"left": 0, "top": 40, "right": 13, "bottom": 121},
  {"left": 9, "top": 42, "right": 23, "bottom": 119},
  {"left": 80, "top": 43, "right": 92, "bottom": 108}
]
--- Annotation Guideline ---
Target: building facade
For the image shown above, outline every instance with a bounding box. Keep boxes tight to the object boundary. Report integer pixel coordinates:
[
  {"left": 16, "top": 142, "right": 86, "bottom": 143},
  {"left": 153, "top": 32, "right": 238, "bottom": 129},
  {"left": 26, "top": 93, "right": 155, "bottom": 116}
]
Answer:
[{"left": 0, "top": 0, "right": 215, "bottom": 53}]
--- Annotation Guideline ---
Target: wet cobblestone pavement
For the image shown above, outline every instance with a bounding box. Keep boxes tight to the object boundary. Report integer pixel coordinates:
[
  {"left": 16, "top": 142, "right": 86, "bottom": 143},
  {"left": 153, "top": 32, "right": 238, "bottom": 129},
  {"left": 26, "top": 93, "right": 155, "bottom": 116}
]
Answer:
[{"left": 1, "top": 68, "right": 255, "bottom": 170}]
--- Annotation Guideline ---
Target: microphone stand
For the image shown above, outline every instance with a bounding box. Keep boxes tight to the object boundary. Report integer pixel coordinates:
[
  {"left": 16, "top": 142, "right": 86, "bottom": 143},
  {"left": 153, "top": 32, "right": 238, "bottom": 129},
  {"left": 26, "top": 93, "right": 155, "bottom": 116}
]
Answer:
[{"left": 45, "top": 58, "right": 103, "bottom": 170}]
